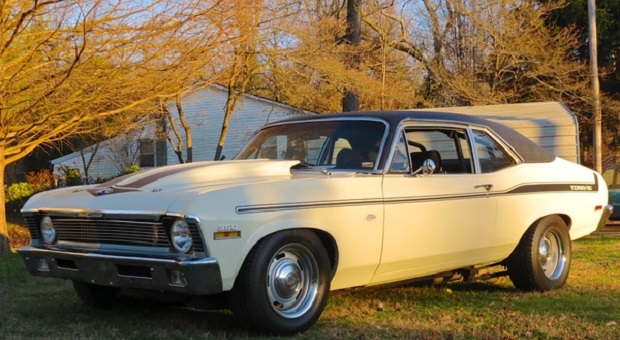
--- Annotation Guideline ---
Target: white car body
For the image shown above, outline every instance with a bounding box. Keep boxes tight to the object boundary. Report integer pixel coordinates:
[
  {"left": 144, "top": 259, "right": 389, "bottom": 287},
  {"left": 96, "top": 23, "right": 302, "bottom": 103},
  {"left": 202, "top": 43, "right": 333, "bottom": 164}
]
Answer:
[{"left": 19, "top": 111, "right": 612, "bottom": 334}]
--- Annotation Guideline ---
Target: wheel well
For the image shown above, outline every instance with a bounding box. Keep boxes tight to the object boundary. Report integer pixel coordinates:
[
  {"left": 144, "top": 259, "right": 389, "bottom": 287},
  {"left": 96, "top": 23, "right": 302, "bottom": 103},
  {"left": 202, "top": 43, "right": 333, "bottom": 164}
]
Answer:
[
  {"left": 250, "top": 228, "right": 339, "bottom": 280},
  {"left": 557, "top": 214, "right": 571, "bottom": 229},
  {"left": 505, "top": 214, "right": 572, "bottom": 264},
  {"left": 310, "top": 229, "right": 339, "bottom": 279},
  {"left": 535, "top": 214, "right": 571, "bottom": 229}
]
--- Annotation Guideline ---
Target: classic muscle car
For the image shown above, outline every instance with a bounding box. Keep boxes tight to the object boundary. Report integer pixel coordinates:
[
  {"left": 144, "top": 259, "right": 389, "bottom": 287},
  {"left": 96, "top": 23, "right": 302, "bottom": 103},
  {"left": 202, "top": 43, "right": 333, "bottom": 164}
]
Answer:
[{"left": 19, "top": 111, "right": 612, "bottom": 334}]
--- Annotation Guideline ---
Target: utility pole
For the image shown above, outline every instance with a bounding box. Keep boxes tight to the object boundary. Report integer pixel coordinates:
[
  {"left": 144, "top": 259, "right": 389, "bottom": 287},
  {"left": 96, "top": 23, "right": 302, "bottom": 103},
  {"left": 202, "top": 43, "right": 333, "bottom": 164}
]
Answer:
[{"left": 588, "top": 0, "right": 602, "bottom": 173}]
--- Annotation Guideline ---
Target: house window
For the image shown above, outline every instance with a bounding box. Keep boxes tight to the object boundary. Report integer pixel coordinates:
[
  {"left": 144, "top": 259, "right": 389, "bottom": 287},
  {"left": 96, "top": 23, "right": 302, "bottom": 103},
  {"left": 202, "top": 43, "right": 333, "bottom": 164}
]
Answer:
[{"left": 139, "top": 139, "right": 167, "bottom": 167}]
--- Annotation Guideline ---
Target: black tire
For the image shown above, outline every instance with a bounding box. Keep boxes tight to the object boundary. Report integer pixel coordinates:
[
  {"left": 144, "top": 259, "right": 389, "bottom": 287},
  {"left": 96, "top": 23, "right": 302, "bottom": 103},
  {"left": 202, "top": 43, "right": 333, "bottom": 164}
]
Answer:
[
  {"left": 72, "top": 281, "right": 119, "bottom": 309},
  {"left": 229, "top": 229, "right": 331, "bottom": 335},
  {"left": 507, "top": 216, "right": 571, "bottom": 291}
]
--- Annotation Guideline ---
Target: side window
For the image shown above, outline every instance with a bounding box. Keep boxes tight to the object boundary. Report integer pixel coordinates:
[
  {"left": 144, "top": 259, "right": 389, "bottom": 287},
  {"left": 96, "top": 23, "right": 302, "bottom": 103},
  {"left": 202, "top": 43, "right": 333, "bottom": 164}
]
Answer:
[
  {"left": 389, "top": 127, "right": 473, "bottom": 174},
  {"left": 328, "top": 138, "right": 353, "bottom": 165},
  {"left": 471, "top": 130, "right": 516, "bottom": 173},
  {"left": 389, "top": 133, "right": 411, "bottom": 173}
]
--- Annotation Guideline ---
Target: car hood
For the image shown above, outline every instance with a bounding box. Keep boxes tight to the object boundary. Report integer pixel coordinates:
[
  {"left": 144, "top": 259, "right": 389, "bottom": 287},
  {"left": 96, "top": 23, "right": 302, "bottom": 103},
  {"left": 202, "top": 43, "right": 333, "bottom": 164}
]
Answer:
[{"left": 22, "top": 159, "right": 300, "bottom": 215}]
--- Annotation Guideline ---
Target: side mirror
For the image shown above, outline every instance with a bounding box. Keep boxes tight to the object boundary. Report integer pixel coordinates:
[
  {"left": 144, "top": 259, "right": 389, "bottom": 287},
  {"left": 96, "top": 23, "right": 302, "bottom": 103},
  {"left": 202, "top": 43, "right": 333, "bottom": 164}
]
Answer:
[{"left": 411, "top": 159, "right": 436, "bottom": 176}]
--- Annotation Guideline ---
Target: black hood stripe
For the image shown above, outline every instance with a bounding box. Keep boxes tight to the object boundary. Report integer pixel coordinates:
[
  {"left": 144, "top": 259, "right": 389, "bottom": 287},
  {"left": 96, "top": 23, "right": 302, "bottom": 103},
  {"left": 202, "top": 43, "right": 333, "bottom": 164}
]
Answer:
[{"left": 87, "top": 163, "right": 215, "bottom": 196}]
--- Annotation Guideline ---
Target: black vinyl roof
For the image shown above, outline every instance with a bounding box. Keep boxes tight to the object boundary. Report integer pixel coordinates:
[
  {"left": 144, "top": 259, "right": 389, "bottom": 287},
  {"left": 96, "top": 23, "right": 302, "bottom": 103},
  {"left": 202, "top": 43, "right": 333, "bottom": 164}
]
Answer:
[{"left": 269, "top": 110, "right": 556, "bottom": 163}]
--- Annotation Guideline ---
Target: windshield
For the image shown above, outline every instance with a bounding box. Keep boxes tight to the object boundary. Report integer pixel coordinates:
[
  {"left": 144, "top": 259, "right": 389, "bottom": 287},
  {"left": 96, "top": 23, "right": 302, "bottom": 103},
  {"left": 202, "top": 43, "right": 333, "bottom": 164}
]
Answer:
[{"left": 235, "top": 119, "right": 387, "bottom": 171}]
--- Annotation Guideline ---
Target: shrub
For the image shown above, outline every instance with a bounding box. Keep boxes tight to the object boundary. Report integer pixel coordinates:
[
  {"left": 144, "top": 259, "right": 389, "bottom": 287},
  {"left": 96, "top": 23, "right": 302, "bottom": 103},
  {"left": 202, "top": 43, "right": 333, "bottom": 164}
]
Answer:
[
  {"left": 6, "top": 169, "right": 57, "bottom": 217},
  {"left": 6, "top": 182, "right": 34, "bottom": 204},
  {"left": 8, "top": 223, "right": 31, "bottom": 248},
  {"left": 58, "top": 165, "right": 82, "bottom": 186},
  {"left": 5, "top": 182, "right": 35, "bottom": 218},
  {"left": 92, "top": 174, "right": 108, "bottom": 184},
  {"left": 26, "top": 169, "right": 55, "bottom": 192},
  {"left": 120, "top": 165, "right": 141, "bottom": 175}
]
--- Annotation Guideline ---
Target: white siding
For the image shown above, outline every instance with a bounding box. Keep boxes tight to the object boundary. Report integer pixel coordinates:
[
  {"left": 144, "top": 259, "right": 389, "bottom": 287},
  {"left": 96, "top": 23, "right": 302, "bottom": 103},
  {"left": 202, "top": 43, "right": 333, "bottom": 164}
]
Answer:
[
  {"left": 51, "top": 131, "right": 148, "bottom": 181},
  {"left": 52, "top": 86, "right": 310, "bottom": 179},
  {"left": 51, "top": 144, "right": 124, "bottom": 182},
  {"left": 165, "top": 86, "right": 308, "bottom": 163}
]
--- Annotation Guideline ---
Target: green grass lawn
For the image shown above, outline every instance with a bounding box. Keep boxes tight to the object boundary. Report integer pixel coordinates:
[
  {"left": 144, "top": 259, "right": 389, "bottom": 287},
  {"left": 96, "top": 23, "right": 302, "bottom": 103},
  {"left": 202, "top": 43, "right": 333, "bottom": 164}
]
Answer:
[{"left": 1, "top": 235, "right": 619, "bottom": 339}]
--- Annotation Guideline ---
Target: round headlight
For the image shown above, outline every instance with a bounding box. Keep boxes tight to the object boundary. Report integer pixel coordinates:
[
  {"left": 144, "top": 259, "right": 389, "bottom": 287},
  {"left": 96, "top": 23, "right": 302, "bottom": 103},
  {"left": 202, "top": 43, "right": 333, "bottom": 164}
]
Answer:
[
  {"left": 170, "top": 220, "right": 193, "bottom": 253},
  {"left": 40, "top": 216, "right": 56, "bottom": 245}
]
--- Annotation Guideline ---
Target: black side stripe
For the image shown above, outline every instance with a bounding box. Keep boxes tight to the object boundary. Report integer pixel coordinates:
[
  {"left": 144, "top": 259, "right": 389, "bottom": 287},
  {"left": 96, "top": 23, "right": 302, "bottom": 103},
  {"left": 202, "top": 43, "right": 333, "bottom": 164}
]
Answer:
[
  {"left": 236, "top": 173, "right": 599, "bottom": 214},
  {"left": 504, "top": 173, "right": 598, "bottom": 194}
]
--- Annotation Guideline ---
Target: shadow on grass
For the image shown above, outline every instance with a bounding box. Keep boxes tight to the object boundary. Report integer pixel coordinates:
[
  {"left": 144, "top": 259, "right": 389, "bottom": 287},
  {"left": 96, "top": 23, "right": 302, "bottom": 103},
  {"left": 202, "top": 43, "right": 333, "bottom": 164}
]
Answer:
[{"left": 75, "top": 294, "right": 250, "bottom": 337}]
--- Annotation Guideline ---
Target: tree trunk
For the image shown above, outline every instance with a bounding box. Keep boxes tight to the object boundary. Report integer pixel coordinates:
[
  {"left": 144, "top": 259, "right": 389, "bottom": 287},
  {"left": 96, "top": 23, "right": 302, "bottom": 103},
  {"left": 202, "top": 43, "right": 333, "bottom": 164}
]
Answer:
[
  {"left": 79, "top": 143, "right": 100, "bottom": 184},
  {"left": 342, "top": 0, "right": 361, "bottom": 112},
  {"left": 214, "top": 97, "right": 234, "bottom": 161},
  {"left": 0, "top": 150, "right": 11, "bottom": 255},
  {"left": 175, "top": 95, "right": 193, "bottom": 163}
]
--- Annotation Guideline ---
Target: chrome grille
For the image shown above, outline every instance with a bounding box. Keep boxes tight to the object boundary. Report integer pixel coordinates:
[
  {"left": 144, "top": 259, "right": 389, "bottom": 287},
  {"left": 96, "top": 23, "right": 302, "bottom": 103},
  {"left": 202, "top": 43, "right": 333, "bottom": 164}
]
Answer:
[
  {"left": 37, "top": 216, "right": 206, "bottom": 253},
  {"left": 24, "top": 216, "right": 39, "bottom": 239},
  {"left": 51, "top": 218, "right": 170, "bottom": 247}
]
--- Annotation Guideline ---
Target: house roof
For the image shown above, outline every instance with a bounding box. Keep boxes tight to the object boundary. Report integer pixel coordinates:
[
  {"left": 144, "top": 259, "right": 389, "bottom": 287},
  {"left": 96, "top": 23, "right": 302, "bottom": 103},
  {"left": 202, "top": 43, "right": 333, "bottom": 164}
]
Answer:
[{"left": 208, "top": 84, "right": 315, "bottom": 116}]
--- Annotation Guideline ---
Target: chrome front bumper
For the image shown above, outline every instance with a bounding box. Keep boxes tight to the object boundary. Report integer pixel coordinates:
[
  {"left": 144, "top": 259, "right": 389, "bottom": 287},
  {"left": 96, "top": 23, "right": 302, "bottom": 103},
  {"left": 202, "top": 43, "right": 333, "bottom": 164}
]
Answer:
[{"left": 18, "top": 247, "right": 222, "bottom": 295}]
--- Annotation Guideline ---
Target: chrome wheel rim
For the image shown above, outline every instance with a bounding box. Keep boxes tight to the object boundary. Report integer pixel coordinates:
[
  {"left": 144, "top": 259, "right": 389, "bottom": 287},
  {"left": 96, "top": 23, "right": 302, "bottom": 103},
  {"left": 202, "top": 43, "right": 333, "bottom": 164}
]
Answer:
[
  {"left": 538, "top": 229, "right": 566, "bottom": 280},
  {"left": 266, "top": 243, "right": 319, "bottom": 319}
]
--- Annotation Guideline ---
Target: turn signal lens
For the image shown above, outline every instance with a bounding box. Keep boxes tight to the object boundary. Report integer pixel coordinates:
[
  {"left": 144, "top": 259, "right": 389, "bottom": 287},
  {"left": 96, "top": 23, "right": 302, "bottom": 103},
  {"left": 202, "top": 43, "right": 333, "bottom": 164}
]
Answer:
[{"left": 214, "top": 231, "right": 241, "bottom": 240}]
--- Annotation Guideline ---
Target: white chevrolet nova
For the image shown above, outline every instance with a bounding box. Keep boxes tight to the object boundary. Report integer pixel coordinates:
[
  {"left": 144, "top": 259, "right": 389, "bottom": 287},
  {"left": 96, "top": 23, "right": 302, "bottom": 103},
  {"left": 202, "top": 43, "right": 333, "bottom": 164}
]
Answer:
[{"left": 19, "top": 111, "right": 612, "bottom": 334}]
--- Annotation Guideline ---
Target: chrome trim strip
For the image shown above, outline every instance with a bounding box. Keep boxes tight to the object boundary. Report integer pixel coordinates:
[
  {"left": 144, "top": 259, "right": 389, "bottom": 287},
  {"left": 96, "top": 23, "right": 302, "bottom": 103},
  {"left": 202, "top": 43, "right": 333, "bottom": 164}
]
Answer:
[
  {"left": 21, "top": 208, "right": 168, "bottom": 219},
  {"left": 237, "top": 116, "right": 391, "bottom": 172},
  {"left": 19, "top": 247, "right": 217, "bottom": 266},
  {"left": 236, "top": 198, "right": 384, "bottom": 214},
  {"left": 237, "top": 178, "right": 600, "bottom": 214}
]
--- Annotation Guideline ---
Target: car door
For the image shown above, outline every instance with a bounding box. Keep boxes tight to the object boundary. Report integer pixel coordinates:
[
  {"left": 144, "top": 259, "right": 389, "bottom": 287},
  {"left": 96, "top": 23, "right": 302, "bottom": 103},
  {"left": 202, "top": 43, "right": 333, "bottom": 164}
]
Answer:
[{"left": 372, "top": 123, "right": 517, "bottom": 285}]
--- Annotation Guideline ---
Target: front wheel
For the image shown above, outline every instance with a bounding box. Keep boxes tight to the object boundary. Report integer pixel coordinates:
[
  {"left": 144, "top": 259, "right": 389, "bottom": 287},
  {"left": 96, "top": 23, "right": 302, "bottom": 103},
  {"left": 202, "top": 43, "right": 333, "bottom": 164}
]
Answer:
[
  {"left": 229, "top": 230, "right": 331, "bottom": 335},
  {"left": 507, "top": 216, "right": 571, "bottom": 291}
]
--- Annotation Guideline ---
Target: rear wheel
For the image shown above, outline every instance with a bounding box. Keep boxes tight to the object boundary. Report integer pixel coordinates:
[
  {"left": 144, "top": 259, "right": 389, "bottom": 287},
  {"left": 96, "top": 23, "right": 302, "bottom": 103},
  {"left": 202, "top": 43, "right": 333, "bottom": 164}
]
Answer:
[
  {"left": 72, "top": 281, "right": 119, "bottom": 309},
  {"left": 507, "top": 216, "right": 571, "bottom": 291},
  {"left": 229, "top": 230, "right": 331, "bottom": 335}
]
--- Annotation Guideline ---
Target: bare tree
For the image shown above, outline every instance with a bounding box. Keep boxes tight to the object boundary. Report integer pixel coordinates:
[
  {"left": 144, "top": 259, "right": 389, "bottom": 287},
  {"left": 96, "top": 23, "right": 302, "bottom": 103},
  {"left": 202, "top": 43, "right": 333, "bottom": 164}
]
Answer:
[
  {"left": 79, "top": 143, "right": 100, "bottom": 184},
  {"left": 104, "top": 131, "right": 141, "bottom": 174},
  {"left": 213, "top": 1, "right": 272, "bottom": 161},
  {"left": 0, "top": 0, "right": 234, "bottom": 254},
  {"left": 259, "top": 0, "right": 424, "bottom": 113},
  {"left": 163, "top": 95, "right": 194, "bottom": 164},
  {"left": 362, "top": 0, "right": 590, "bottom": 106}
]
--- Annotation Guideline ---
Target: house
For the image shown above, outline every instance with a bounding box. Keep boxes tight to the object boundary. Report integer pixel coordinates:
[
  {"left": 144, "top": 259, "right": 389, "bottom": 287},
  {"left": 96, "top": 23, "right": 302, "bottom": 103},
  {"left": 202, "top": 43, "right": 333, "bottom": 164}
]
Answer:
[
  {"left": 51, "top": 86, "right": 312, "bottom": 181},
  {"left": 412, "top": 101, "right": 580, "bottom": 163},
  {"left": 52, "top": 98, "right": 580, "bottom": 182}
]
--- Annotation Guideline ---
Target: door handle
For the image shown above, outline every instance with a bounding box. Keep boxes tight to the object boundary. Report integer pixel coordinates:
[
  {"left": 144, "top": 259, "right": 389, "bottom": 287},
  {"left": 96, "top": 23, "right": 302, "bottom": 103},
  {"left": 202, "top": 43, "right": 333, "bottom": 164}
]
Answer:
[{"left": 474, "top": 184, "right": 493, "bottom": 191}]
